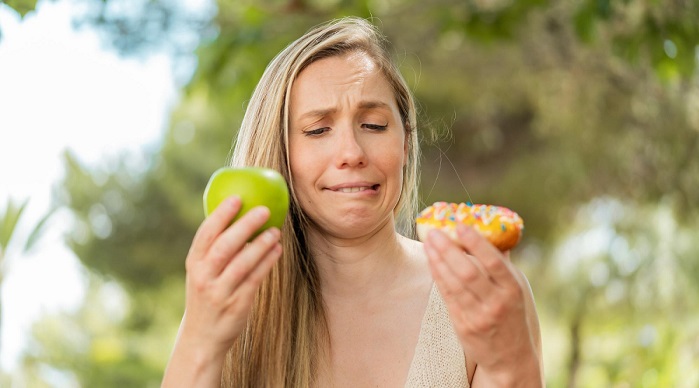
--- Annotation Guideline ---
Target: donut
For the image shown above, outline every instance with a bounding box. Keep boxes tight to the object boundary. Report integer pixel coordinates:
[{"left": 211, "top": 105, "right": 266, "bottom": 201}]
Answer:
[{"left": 416, "top": 202, "right": 524, "bottom": 251}]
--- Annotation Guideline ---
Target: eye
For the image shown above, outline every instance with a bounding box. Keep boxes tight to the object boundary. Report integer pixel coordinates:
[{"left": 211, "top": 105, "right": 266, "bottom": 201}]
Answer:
[
  {"left": 362, "top": 123, "right": 388, "bottom": 131},
  {"left": 303, "top": 127, "right": 329, "bottom": 136}
]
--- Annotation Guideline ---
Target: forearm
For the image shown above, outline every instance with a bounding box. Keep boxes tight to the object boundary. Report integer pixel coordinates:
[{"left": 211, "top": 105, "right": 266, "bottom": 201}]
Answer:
[
  {"left": 161, "top": 332, "right": 227, "bottom": 388},
  {"left": 472, "top": 271, "right": 545, "bottom": 387}
]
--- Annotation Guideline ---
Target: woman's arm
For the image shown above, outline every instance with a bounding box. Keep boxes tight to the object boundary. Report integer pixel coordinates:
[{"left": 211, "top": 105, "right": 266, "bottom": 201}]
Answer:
[
  {"left": 161, "top": 197, "right": 282, "bottom": 387},
  {"left": 424, "top": 225, "right": 544, "bottom": 387},
  {"left": 161, "top": 319, "right": 229, "bottom": 387},
  {"left": 470, "top": 269, "right": 544, "bottom": 387}
]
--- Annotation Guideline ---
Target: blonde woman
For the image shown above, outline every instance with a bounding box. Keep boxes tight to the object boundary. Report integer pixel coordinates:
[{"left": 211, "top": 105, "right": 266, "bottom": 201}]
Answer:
[{"left": 162, "top": 17, "right": 543, "bottom": 387}]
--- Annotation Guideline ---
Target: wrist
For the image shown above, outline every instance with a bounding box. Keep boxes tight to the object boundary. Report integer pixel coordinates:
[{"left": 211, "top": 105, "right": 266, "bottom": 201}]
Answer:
[
  {"left": 162, "top": 333, "right": 229, "bottom": 388},
  {"left": 477, "top": 355, "right": 543, "bottom": 388},
  {"left": 178, "top": 326, "right": 232, "bottom": 364}
]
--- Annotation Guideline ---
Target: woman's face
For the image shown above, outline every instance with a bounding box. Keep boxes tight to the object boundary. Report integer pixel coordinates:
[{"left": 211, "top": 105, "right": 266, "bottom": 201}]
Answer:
[{"left": 288, "top": 51, "right": 407, "bottom": 240}]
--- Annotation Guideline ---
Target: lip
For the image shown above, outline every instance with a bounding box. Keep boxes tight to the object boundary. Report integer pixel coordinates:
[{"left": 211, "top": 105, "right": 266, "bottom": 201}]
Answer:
[{"left": 325, "top": 182, "right": 381, "bottom": 194}]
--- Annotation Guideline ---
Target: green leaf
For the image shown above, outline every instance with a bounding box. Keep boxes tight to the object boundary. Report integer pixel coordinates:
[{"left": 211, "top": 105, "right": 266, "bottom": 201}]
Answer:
[
  {"left": 0, "top": 197, "right": 29, "bottom": 251},
  {"left": 23, "top": 205, "right": 56, "bottom": 254},
  {"left": 3, "top": 0, "right": 41, "bottom": 18}
]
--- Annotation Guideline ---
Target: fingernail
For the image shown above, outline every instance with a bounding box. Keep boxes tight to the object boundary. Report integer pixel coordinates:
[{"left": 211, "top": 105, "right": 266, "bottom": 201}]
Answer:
[
  {"left": 428, "top": 230, "right": 447, "bottom": 247},
  {"left": 262, "top": 227, "right": 280, "bottom": 242},
  {"left": 457, "top": 225, "right": 476, "bottom": 241},
  {"left": 456, "top": 224, "right": 469, "bottom": 236},
  {"left": 250, "top": 206, "right": 270, "bottom": 219}
]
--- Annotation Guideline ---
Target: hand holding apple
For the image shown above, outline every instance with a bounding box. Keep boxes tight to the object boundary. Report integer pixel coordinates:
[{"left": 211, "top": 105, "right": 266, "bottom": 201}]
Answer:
[{"left": 203, "top": 167, "right": 290, "bottom": 236}]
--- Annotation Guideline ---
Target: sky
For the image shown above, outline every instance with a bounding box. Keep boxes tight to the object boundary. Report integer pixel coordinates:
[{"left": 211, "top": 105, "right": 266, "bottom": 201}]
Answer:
[{"left": 0, "top": 0, "right": 190, "bottom": 372}]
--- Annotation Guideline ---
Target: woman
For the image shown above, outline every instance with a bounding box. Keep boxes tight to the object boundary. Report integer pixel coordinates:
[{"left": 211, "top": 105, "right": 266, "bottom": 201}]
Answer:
[{"left": 162, "top": 17, "right": 543, "bottom": 387}]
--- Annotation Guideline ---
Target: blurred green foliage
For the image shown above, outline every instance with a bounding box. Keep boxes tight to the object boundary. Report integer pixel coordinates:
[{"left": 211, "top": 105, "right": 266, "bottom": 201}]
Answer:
[
  {"left": 1, "top": 0, "right": 39, "bottom": 18},
  {"left": 0, "top": 197, "right": 54, "bottom": 379},
  {"left": 5, "top": 0, "right": 699, "bottom": 386},
  {"left": 20, "top": 274, "right": 184, "bottom": 387}
]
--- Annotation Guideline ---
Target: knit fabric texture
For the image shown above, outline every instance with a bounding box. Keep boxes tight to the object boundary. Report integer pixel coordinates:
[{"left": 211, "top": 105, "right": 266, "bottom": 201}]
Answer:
[{"left": 404, "top": 284, "right": 469, "bottom": 387}]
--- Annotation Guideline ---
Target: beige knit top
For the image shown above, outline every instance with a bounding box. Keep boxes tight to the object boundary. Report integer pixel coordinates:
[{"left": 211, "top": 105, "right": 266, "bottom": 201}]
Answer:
[{"left": 404, "top": 284, "right": 469, "bottom": 388}]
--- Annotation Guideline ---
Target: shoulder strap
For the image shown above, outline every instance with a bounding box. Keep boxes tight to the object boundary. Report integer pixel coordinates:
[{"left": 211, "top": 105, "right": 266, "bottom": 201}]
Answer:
[{"left": 404, "top": 284, "right": 469, "bottom": 388}]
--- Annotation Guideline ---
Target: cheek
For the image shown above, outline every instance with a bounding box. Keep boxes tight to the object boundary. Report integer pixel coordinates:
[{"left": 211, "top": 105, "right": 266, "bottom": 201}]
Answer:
[
  {"left": 379, "top": 136, "right": 408, "bottom": 171},
  {"left": 288, "top": 141, "right": 316, "bottom": 197}
]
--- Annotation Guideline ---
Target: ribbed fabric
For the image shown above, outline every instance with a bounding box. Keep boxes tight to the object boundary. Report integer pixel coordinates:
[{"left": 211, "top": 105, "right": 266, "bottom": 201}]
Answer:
[{"left": 404, "top": 284, "right": 469, "bottom": 387}]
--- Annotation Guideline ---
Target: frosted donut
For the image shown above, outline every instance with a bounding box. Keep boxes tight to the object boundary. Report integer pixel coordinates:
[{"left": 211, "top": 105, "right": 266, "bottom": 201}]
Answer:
[{"left": 416, "top": 202, "right": 524, "bottom": 251}]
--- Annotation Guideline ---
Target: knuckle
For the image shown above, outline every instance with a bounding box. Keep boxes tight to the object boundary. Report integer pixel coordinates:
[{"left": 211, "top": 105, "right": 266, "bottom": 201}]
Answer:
[
  {"left": 489, "top": 300, "right": 509, "bottom": 320},
  {"left": 228, "top": 264, "right": 248, "bottom": 283},
  {"left": 459, "top": 266, "right": 479, "bottom": 283},
  {"left": 196, "top": 229, "right": 216, "bottom": 247},
  {"left": 471, "top": 316, "right": 494, "bottom": 334},
  {"left": 209, "top": 244, "right": 232, "bottom": 265},
  {"left": 484, "top": 257, "right": 503, "bottom": 273},
  {"left": 192, "top": 278, "right": 211, "bottom": 295},
  {"left": 486, "top": 294, "right": 514, "bottom": 320},
  {"left": 442, "top": 285, "right": 460, "bottom": 300}
]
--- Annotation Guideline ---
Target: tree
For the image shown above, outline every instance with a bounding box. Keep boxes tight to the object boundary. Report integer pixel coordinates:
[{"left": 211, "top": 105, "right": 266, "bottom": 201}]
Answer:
[
  {"left": 13, "top": 0, "right": 699, "bottom": 385},
  {"left": 21, "top": 274, "right": 184, "bottom": 387}
]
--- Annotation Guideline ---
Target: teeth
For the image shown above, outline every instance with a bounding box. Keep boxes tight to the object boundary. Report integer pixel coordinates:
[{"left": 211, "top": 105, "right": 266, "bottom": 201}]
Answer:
[{"left": 338, "top": 186, "right": 371, "bottom": 193}]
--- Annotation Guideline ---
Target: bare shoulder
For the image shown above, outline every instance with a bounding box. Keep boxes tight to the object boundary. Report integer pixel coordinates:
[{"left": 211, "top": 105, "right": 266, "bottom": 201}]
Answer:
[
  {"left": 398, "top": 234, "right": 428, "bottom": 262},
  {"left": 398, "top": 234, "right": 432, "bottom": 282}
]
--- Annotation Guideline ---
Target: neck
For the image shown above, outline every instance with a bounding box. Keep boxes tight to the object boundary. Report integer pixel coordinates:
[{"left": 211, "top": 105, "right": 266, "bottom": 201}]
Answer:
[{"left": 308, "top": 217, "right": 409, "bottom": 301}]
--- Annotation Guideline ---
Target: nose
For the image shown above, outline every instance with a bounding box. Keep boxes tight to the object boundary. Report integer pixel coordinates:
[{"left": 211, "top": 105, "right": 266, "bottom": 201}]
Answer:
[{"left": 335, "top": 125, "right": 367, "bottom": 168}]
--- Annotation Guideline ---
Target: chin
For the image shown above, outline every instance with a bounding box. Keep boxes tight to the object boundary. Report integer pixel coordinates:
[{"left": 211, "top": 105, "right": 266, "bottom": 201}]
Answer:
[{"left": 319, "top": 213, "right": 394, "bottom": 240}]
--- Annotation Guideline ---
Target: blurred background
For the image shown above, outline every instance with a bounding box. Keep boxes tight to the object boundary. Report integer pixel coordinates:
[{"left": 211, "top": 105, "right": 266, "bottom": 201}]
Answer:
[{"left": 1, "top": 0, "right": 698, "bottom": 386}]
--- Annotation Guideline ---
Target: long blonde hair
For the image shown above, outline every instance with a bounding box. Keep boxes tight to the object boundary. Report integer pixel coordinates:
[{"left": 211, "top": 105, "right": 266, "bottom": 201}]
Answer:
[{"left": 223, "top": 17, "right": 420, "bottom": 387}]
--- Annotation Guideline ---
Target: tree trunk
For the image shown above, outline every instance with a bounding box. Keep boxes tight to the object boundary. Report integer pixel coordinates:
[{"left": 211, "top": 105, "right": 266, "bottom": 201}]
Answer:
[{"left": 566, "top": 304, "right": 585, "bottom": 388}]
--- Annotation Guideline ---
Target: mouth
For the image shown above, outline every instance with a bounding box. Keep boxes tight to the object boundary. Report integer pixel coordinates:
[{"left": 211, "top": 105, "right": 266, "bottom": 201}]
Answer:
[{"left": 326, "top": 183, "right": 380, "bottom": 193}]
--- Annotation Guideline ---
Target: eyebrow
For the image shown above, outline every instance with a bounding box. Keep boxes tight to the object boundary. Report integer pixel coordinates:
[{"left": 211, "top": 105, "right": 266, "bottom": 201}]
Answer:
[
  {"left": 297, "top": 101, "right": 392, "bottom": 121},
  {"left": 358, "top": 101, "right": 391, "bottom": 111}
]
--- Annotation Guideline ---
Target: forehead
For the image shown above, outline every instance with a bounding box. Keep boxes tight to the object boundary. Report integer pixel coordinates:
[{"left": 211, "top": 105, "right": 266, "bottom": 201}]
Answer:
[
  {"left": 303, "top": 50, "right": 377, "bottom": 79},
  {"left": 289, "top": 51, "right": 396, "bottom": 113}
]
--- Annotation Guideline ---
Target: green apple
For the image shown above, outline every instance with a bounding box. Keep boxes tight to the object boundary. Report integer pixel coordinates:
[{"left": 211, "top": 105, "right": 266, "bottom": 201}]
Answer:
[{"left": 203, "top": 167, "right": 290, "bottom": 236}]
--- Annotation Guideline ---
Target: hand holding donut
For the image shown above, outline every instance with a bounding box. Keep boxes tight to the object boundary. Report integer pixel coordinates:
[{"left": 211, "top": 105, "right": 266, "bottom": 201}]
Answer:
[
  {"left": 416, "top": 202, "right": 524, "bottom": 251},
  {"left": 420, "top": 202, "right": 543, "bottom": 385}
]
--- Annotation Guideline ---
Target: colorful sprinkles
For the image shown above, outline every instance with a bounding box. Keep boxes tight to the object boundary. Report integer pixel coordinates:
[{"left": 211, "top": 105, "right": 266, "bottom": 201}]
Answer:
[{"left": 416, "top": 201, "right": 523, "bottom": 236}]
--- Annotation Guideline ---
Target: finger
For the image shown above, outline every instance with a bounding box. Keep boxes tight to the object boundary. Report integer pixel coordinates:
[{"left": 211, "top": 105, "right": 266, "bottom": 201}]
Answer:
[
  {"left": 218, "top": 227, "right": 280, "bottom": 292},
  {"left": 228, "top": 241, "right": 282, "bottom": 303},
  {"left": 427, "top": 251, "right": 502, "bottom": 342},
  {"left": 456, "top": 225, "right": 513, "bottom": 285},
  {"left": 425, "top": 233, "right": 483, "bottom": 303},
  {"left": 426, "top": 230, "right": 495, "bottom": 301},
  {"left": 205, "top": 206, "right": 271, "bottom": 276},
  {"left": 436, "top": 239, "right": 497, "bottom": 302},
  {"left": 188, "top": 196, "right": 242, "bottom": 261},
  {"left": 426, "top": 244, "right": 480, "bottom": 330},
  {"left": 442, "top": 286, "right": 482, "bottom": 338}
]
